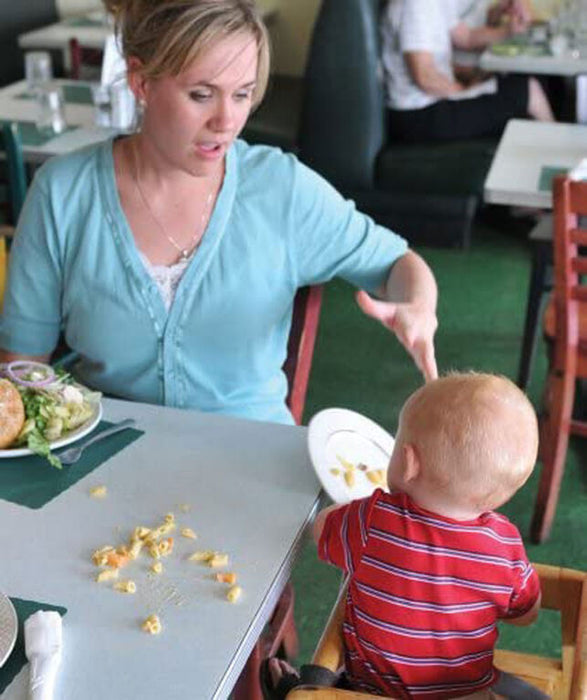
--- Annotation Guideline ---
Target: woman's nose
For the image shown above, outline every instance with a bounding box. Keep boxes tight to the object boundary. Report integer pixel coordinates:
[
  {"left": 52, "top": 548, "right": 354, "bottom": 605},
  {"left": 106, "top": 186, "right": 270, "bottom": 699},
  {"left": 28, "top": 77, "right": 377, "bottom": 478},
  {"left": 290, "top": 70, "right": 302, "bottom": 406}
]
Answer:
[{"left": 209, "top": 99, "right": 235, "bottom": 132}]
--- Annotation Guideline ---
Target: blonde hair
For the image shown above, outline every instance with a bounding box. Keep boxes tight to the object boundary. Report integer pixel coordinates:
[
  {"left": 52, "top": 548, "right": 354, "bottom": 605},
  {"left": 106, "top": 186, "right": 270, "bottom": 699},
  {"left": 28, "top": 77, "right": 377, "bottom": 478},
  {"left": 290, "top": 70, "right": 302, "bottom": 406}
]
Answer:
[
  {"left": 399, "top": 372, "right": 539, "bottom": 511},
  {"left": 102, "top": 0, "right": 270, "bottom": 106}
]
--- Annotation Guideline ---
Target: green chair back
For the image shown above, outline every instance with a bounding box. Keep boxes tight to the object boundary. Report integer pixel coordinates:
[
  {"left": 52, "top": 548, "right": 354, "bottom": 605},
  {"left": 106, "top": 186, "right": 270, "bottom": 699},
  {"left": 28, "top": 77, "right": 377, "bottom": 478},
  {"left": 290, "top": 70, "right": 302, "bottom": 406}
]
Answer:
[{"left": 1, "top": 122, "right": 27, "bottom": 222}]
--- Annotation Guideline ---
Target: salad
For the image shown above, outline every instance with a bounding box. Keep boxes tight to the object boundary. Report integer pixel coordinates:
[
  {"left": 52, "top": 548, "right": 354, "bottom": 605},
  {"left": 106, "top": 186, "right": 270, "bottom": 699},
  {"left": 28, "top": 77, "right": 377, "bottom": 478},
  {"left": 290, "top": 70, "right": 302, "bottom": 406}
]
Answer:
[{"left": 0, "top": 361, "right": 101, "bottom": 468}]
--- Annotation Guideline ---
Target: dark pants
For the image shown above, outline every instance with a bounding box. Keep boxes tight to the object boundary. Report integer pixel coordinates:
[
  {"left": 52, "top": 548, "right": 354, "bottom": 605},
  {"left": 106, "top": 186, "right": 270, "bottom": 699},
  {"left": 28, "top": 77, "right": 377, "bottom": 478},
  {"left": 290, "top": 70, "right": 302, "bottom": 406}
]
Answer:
[{"left": 388, "top": 75, "right": 530, "bottom": 144}]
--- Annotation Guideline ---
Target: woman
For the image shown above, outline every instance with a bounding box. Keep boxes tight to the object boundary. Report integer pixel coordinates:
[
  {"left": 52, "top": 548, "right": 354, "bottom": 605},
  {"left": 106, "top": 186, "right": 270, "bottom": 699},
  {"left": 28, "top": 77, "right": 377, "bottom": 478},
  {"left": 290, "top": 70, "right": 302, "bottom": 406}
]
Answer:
[
  {"left": 382, "top": 0, "right": 554, "bottom": 144},
  {"left": 0, "top": 0, "right": 438, "bottom": 424}
]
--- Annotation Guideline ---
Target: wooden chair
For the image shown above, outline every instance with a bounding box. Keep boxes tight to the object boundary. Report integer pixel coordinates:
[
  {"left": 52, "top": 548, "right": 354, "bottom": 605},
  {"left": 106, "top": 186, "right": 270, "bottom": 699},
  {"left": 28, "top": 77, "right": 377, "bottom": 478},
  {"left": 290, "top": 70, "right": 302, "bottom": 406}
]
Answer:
[
  {"left": 531, "top": 176, "right": 587, "bottom": 543},
  {"left": 0, "top": 122, "right": 27, "bottom": 306},
  {"left": 287, "top": 563, "right": 587, "bottom": 700},
  {"left": 232, "top": 285, "right": 323, "bottom": 700}
]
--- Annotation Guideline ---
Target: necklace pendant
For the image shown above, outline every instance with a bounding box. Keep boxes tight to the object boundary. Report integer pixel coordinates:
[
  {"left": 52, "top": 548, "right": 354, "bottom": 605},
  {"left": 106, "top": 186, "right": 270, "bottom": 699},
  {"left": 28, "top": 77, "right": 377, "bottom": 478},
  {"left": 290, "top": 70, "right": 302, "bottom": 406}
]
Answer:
[{"left": 181, "top": 249, "right": 189, "bottom": 260}]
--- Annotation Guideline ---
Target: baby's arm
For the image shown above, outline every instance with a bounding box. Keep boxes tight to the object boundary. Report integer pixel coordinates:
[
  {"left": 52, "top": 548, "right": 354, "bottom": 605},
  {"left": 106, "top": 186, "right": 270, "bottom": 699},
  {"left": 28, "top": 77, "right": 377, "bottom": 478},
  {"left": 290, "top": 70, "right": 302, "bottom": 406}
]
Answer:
[
  {"left": 312, "top": 504, "right": 345, "bottom": 544},
  {"left": 503, "top": 592, "right": 541, "bottom": 627}
]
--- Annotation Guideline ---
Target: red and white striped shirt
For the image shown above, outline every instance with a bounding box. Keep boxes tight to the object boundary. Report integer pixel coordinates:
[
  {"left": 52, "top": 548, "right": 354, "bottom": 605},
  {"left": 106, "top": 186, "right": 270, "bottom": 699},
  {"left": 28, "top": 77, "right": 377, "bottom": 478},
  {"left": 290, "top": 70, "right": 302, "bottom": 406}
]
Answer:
[{"left": 318, "top": 489, "right": 540, "bottom": 699}]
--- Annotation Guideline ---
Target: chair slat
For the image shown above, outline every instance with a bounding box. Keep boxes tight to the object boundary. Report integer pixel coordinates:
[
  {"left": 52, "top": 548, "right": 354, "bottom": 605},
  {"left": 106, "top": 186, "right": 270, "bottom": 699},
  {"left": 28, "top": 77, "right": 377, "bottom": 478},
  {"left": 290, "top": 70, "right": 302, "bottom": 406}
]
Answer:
[
  {"left": 572, "top": 259, "right": 587, "bottom": 274},
  {"left": 569, "top": 181, "right": 587, "bottom": 212},
  {"left": 572, "top": 287, "right": 587, "bottom": 302},
  {"left": 570, "top": 228, "right": 587, "bottom": 246}
]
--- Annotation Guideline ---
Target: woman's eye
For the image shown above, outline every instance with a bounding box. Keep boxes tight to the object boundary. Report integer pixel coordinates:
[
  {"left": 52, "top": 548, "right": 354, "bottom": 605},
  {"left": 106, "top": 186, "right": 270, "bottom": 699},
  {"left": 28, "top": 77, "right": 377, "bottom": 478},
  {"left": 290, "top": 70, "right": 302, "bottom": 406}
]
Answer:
[
  {"left": 190, "top": 91, "right": 211, "bottom": 102},
  {"left": 234, "top": 91, "right": 253, "bottom": 102}
]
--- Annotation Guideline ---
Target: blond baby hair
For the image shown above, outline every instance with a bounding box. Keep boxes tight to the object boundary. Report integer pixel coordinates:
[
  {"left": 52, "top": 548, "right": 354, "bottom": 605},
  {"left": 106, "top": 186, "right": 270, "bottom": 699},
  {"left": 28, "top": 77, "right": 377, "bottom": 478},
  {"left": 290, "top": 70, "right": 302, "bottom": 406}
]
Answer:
[
  {"left": 102, "top": 0, "right": 270, "bottom": 106},
  {"left": 399, "top": 372, "right": 539, "bottom": 512}
]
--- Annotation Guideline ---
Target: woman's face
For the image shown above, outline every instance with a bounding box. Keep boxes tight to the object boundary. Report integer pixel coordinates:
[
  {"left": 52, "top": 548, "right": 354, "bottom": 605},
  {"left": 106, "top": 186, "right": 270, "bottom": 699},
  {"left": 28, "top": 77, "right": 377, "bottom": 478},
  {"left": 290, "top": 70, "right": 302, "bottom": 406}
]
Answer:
[{"left": 138, "top": 32, "right": 259, "bottom": 177}]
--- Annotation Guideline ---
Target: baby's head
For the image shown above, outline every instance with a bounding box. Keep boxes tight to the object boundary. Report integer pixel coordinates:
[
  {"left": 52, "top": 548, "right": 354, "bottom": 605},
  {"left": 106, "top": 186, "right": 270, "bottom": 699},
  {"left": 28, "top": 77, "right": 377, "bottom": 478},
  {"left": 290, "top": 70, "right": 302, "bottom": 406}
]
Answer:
[{"left": 388, "top": 372, "right": 539, "bottom": 518}]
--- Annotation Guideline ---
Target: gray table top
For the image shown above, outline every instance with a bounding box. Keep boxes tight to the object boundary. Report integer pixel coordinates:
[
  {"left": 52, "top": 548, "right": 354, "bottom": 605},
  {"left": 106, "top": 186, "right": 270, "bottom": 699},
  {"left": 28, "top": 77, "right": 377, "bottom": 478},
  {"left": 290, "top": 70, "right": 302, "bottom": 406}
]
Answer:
[{"left": 0, "top": 398, "right": 321, "bottom": 699}]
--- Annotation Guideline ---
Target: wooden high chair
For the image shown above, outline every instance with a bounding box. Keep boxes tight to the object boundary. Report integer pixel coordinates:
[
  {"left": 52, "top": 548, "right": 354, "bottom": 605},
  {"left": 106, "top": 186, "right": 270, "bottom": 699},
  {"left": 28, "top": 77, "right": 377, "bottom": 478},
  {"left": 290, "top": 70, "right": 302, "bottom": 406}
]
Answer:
[
  {"left": 531, "top": 176, "right": 587, "bottom": 543},
  {"left": 287, "top": 564, "right": 587, "bottom": 700}
]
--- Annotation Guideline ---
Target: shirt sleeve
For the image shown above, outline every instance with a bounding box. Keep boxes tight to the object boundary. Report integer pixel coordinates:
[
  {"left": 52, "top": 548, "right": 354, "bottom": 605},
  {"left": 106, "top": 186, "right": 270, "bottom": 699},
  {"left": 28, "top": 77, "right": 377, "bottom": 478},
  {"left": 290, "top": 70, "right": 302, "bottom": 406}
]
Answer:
[
  {"left": 318, "top": 494, "right": 378, "bottom": 575},
  {"left": 400, "top": 0, "right": 445, "bottom": 52},
  {"left": 504, "top": 560, "right": 541, "bottom": 619},
  {"left": 0, "top": 168, "right": 63, "bottom": 355},
  {"left": 290, "top": 159, "right": 408, "bottom": 294}
]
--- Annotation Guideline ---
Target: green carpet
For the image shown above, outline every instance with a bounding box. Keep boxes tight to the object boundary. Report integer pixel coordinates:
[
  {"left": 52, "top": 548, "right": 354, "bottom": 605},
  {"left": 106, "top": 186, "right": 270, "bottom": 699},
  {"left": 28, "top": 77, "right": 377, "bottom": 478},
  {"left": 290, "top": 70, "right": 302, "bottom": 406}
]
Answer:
[{"left": 292, "top": 213, "right": 586, "bottom": 664}]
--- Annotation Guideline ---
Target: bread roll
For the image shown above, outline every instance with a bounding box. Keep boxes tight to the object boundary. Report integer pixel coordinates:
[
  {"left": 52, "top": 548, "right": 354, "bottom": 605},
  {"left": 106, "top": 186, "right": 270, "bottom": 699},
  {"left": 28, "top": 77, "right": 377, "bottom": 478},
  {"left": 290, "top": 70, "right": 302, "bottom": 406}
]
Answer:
[{"left": 0, "top": 378, "right": 25, "bottom": 448}]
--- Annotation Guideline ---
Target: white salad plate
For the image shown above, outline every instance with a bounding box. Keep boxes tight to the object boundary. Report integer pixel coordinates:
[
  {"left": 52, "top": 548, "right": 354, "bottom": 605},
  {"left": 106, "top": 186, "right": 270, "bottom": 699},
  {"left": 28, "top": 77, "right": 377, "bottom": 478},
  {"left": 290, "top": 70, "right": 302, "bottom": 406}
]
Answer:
[
  {"left": 0, "top": 402, "right": 103, "bottom": 459},
  {"left": 307, "top": 408, "right": 395, "bottom": 504},
  {"left": 0, "top": 591, "right": 17, "bottom": 668}
]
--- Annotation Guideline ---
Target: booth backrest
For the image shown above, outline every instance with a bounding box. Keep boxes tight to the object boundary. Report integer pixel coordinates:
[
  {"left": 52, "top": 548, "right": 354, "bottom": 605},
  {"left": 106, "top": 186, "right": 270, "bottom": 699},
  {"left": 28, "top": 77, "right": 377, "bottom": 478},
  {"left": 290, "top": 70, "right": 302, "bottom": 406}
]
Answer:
[{"left": 298, "top": 0, "right": 385, "bottom": 191}]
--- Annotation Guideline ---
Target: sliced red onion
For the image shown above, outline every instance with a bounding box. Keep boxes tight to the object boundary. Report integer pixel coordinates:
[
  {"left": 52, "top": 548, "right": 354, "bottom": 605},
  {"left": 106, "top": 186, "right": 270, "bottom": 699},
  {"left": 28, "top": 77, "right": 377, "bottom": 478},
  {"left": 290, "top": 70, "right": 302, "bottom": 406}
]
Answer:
[{"left": 5, "top": 361, "right": 56, "bottom": 388}]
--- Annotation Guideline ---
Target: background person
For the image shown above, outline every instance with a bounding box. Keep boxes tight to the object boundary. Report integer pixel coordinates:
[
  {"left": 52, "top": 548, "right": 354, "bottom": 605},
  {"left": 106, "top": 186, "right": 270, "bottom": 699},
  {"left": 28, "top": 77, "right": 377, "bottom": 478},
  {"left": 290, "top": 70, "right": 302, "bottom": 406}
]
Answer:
[
  {"left": 0, "top": 0, "right": 438, "bottom": 425},
  {"left": 381, "top": 0, "right": 554, "bottom": 144}
]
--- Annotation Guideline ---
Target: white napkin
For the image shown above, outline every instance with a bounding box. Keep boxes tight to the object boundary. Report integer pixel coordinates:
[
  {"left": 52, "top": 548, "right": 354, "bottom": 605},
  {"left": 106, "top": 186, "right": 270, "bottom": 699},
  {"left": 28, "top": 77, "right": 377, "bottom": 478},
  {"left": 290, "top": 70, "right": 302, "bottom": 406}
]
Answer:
[{"left": 24, "top": 611, "right": 62, "bottom": 700}]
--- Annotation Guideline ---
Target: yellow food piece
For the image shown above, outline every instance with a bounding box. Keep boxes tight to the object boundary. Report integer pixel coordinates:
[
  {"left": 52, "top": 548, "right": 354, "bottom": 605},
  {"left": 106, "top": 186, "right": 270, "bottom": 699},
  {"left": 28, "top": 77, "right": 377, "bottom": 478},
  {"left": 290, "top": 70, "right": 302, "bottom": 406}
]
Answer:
[
  {"left": 148, "top": 544, "right": 161, "bottom": 559},
  {"left": 89, "top": 485, "right": 107, "bottom": 498},
  {"left": 92, "top": 546, "right": 115, "bottom": 567},
  {"left": 158, "top": 537, "right": 174, "bottom": 557},
  {"left": 226, "top": 585, "right": 242, "bottom": 603},
  {"left": 96, "top": 568, "right": 119, "bottom": 583},
  {"left": 337, "top": 455, "right": 355, "bottom": 471},
  {"left": 164, "top": 513, "right": 175, "bottom": 524},
  {"left": 114, "top": 580, "right": 137, "bottom": 594},
  {"left": 142, "top": 614, "right": 162, "bottom": 635},
  {"left": 128, "top": 539, "right": 143, "bottom": 560},
  {"left": 133, "top": 526, "right": 151, "bottom": 540},
  {"left": 180, "top": 528, "right": 197, "bottom": 540},
  {"left": 188, "top": 550, "right": 216, "bottom": 562},
  {"left": 208, "top": 553, "right": 229, "bottom": 568},
  {"left": 366, "top": 470, "right": 386, "bottom": 485},
  {"left": 215, "top": 572, "right": 237, "bottom": 585},
  {"left": 329, "top": 468, "right": 341, "bottom": 477},
  {"left": 151, "top": 562, "right": 163, "bottom": 574},
  {"left": 178, "top": 503, "right": 191, "bottom": 513},
  {"left": 344, "top": 471, "right": 356, "bottom": 488}
]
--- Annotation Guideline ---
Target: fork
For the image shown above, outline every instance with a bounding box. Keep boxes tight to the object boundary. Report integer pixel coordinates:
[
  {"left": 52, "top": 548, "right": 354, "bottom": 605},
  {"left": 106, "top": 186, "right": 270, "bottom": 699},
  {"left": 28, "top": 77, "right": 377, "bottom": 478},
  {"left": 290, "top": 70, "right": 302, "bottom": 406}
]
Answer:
[{"left": 57, "top": 419, "right": 136, "bottom": 465}]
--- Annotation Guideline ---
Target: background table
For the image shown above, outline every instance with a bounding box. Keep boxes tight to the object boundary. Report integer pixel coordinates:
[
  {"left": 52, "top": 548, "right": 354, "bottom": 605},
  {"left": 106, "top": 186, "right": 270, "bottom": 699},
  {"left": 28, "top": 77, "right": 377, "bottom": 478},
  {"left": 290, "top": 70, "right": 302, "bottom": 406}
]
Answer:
[
  {"left": 484, "top": 119, "right": 587, "bottom": 207},
  {"left": 0, "top": 79, "right": 121, "bottom": 163},
  {"left": 0, "top": 398, "right": 321, "bottom": 699},
  {"left": 484, "top": 119, "right": 587, "bottom": 387}
]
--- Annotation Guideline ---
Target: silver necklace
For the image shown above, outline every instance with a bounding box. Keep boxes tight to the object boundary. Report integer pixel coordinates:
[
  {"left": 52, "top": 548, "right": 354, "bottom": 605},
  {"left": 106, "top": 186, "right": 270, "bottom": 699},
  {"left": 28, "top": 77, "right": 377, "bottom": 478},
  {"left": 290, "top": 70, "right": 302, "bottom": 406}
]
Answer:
[{"left": 132, "top": 141, "right": 217, "bottom": 262}]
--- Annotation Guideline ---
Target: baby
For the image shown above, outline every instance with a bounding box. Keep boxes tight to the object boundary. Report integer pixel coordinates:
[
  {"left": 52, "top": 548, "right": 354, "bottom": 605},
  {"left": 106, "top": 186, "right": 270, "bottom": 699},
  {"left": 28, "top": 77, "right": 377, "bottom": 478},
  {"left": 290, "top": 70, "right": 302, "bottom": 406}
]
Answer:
[{"left": 264, "top": 372, "right": 546, "bottom": 699}]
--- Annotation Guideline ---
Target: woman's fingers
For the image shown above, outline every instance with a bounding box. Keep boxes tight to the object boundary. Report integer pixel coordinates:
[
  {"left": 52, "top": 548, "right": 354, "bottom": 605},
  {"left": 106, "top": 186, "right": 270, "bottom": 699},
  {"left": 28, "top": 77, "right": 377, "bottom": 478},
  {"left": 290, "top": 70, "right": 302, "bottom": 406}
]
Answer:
[
  {"left": 356, "top": 290, "right": 438, "bottom": 382},
  {"left": 355, "top": 290, "right": 396, "bottom": 325}
]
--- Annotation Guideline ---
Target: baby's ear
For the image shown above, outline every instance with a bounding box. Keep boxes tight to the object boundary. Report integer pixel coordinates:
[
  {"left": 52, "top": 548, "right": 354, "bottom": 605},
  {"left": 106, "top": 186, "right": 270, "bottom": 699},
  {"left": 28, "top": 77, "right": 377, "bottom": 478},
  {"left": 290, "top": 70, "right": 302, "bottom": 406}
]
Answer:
[{"left": 402, "top": 443, "right": 421, "bottom": 484}]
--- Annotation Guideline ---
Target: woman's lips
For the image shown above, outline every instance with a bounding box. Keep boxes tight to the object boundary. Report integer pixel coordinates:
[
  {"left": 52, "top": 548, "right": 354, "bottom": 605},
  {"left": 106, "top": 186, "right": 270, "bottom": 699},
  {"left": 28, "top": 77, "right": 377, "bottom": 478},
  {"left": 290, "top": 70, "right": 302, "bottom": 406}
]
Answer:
[{"left": 195, "top": 142, "right": 225, "bottom": 159}]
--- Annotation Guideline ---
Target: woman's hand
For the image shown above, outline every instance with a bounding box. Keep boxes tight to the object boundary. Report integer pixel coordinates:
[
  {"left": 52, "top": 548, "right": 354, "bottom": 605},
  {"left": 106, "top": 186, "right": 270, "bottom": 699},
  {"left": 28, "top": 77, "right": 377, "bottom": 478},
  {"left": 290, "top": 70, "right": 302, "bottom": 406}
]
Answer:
[{"left": 356, "top": 291, "right": 438, "bottom": 383}]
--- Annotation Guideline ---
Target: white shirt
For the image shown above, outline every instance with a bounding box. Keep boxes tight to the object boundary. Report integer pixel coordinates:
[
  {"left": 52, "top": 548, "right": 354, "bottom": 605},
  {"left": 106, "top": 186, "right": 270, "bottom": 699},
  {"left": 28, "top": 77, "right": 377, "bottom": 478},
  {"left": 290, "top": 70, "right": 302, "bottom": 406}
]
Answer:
[
  {"left": 381, "top": 0, "right": 461, "bottom": 110},
  {"left": 381, "top": 0, "right": 497, "bottom": 110}
]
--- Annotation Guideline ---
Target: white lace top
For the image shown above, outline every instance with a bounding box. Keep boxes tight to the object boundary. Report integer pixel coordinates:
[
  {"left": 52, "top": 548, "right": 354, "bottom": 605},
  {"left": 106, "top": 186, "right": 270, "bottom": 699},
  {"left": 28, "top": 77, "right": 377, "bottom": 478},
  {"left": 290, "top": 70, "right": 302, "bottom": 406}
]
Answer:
[{"left": 139, "top": 250, "right": 194, "bottom": 311}]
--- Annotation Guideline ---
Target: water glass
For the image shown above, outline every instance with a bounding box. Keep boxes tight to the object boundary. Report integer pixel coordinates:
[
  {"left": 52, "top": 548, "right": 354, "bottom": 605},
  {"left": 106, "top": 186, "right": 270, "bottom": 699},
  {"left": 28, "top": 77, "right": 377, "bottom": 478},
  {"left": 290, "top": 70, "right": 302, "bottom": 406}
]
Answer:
[
  {"left": 35, "top": 85, "right": 67, "bottom": 134},
  {"left": 90, "top": 84, "right": 112, "bottom": 127},
  {"left": 25, "top": 51, "right": 53, "bottom": 92}
]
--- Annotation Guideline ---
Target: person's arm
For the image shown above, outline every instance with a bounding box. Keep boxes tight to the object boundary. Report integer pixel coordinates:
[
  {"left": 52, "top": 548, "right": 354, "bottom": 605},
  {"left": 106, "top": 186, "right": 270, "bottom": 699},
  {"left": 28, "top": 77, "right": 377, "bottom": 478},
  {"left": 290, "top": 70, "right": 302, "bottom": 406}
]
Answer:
[
  {"left": 404, "top": 51, "right": 464, "bottom": 98},
  {"left": 356, "top": 251, "right": 438, "bottom": 382},
  {"left": 451, "top": 6, "right": 530, "bottom": 52},
  {"left": 312, "top": 504, "right": 344, "bottom": 545},
  {"left": 503, "top": 592, "right": 541, "bottom": 626}
]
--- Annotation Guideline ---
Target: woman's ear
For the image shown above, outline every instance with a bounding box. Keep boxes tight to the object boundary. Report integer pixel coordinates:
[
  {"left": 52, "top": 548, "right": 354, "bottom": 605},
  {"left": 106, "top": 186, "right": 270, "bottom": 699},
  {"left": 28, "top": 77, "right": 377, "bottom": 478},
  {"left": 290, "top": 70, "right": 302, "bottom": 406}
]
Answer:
[
  {"left": 127, "top": 56, "right": 148, "bottom": 104},
  {"left": 401, "top": 443, "right": 421, "bottom": 484}
]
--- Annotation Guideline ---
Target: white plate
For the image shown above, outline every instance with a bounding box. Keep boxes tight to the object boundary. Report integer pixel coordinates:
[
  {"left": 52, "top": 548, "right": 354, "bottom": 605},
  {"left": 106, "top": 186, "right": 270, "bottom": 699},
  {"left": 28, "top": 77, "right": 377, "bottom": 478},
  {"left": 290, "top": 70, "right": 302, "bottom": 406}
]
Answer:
[
  {"left": 307, "top": 408, "right": 395, "bottom": 504},
  {"left": 0, "top": 402, "right": 103, "bottom": 459},
  {"left": 0, "top": 592, "right": 17, "bottom": 668}
]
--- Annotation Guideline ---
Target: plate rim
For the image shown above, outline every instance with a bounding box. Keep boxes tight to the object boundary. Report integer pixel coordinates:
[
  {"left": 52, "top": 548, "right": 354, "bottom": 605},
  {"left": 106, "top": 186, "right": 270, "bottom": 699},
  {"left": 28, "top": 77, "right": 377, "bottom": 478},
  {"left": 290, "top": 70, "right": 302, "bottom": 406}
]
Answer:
[
  {"left": 0, "top": 591, "right": 17, "bottom": 668},
  {"left": 0, "top": 400, "right": 103, "bottom": 459},
  {"left": 307, "top": 407, "right": 395, "bottom": 505}
]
